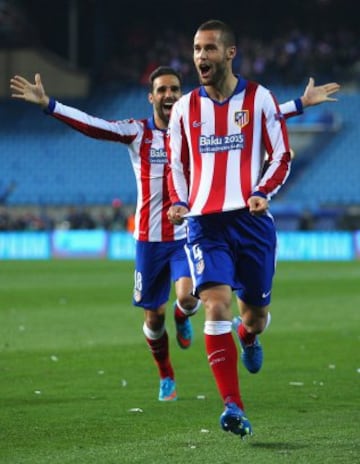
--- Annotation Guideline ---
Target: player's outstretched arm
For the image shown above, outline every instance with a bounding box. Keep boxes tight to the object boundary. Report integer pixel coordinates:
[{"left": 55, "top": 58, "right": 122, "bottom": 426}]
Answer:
[
  {"left": 300, "top": 77, "right": 340, "bottom": 108},
  {"left": 10, "top": 73, "right": 49, "bottom": 108}
]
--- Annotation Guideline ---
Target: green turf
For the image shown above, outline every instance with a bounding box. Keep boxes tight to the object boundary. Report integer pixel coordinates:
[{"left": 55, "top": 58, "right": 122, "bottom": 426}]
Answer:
[{"left": 1, "top": 260, "right": 359, "bottom": 463}]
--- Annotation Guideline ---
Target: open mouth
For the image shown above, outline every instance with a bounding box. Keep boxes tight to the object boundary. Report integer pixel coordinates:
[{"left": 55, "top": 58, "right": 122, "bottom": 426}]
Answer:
[
  {"left": 163, "top": 101, "right": 175, "bottom": 113},
  {"left": 199, "top": 64, "right": 211, "bottom": 78}
]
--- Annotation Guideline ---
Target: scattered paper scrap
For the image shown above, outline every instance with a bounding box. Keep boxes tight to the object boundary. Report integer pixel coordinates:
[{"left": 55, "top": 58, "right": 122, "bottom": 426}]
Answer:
[
  {"left": 196, "top": 395, "right": 206, "bottom": 400},
  {"left": 50, "top": 355, "right": 58, "bottom": 362},
  {"left": 128, "top": 408, "right": 143, "bottom": 413},
  {"left": 289, "top": 381, "right": 304, "bottom": 386}
]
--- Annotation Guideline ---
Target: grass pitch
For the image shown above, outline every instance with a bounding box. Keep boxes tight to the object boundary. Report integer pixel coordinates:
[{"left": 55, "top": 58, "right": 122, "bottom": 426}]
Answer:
[{"left": 1, "top": 260, "right": 359, "bottom": 463}]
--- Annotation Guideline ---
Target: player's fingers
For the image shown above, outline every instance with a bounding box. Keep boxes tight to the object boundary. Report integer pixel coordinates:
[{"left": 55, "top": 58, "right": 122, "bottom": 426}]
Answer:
[
  {"left": 35, "top": 73, "right": 42, "bottom": 86},
  {"left": 12, "top": 75, "right": 30, "bottom": 86},
  {"left": 325, "top": 83, "right": 340, "bottom": 94},
  {"left": 10, "top": 82, "right": 24, "bottom": 93}
]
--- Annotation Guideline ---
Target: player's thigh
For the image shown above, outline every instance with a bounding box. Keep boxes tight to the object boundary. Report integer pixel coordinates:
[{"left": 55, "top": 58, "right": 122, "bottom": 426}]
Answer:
[
  {"left": 185, "top": 240, "right": 236, "bottom": 290},
  {"left": 133, "top": 241, "right": 172, "bottom": 309},
  {"left": 234, "top": 214, "right": 276, "bottom": 306}
]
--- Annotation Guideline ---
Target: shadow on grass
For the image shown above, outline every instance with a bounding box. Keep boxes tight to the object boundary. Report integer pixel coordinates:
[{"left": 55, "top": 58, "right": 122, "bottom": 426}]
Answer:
[
  {"left": 251, "top": 442, "right": 307, "bottom": 450},
  {"left": 2, "top": 396, "right": 107, "bottom": 407}
]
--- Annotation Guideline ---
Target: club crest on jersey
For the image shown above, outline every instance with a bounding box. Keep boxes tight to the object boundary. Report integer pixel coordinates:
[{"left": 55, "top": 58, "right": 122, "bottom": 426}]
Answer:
[{"left": 234, "top": 110, "right": 249, "bottom": 128}]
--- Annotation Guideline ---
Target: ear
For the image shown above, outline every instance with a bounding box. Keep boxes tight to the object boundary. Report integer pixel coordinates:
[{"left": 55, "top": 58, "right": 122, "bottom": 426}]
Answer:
[
  {"left": 227, "top": 46, "right": 237, "bottom": 60},
  {"left": 148, "top": 92, "right": 153, "bottom": 104}
]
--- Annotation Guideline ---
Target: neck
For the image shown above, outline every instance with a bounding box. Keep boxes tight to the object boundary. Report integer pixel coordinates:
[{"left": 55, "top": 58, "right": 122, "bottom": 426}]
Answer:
[
  {"left": 204, "top": 73, "right": 238, "bottom": 102},
  {"left": 153, "top": 114, "right": 167, "bottom": 130}
]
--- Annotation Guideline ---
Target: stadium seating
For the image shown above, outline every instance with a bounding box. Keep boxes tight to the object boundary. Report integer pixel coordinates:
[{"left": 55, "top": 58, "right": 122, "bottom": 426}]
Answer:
[{"left": 0, "top": 86, "right": 359, "bottom": 218}]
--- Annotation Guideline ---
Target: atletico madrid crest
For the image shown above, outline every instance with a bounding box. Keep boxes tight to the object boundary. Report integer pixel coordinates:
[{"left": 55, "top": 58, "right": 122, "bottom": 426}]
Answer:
[{"left": 234, "top": 110, "right": 249, "bottom": 128}]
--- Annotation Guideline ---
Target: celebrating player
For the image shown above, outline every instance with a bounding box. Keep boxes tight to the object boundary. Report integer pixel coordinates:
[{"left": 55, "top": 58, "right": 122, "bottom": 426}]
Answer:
[{"left": 166, "top": 19, "right": 339, "bottom": 436}]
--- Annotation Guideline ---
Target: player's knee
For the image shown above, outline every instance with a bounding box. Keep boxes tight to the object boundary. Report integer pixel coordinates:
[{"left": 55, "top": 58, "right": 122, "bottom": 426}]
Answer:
[
  {"left": 177, "top": 294, "right": 198, "bottom": 310},
  {"left": 242, "top": 306, "right": 269, "bottom": 334}
]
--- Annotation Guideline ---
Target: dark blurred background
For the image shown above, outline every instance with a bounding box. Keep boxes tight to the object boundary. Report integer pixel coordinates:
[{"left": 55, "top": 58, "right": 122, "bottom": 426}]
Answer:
[{"left": 2, "top": 0, "right": 359, "bottom": 88}]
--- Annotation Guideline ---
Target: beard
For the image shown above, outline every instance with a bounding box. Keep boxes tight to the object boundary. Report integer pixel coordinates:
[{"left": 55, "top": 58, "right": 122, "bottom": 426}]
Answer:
[{"left": 198, "top": 60, "right": 227, "bottom": 86}]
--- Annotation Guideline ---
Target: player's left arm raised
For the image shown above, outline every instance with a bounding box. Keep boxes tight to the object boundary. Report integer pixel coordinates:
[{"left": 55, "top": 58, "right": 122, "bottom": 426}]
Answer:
[{"left": 279, "top": 77, "right": 341, "bottom": 119}]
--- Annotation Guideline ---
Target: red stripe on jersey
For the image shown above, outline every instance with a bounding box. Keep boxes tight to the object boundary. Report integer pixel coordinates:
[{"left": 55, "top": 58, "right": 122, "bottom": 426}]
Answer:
[
  {"left": 161, "top": 134, "right": 174, "bottom": 241},
  {"left": 138, "top": 126, "right": 152, "bottom": 241},
  {"left": 54, "top": 113, "right": 136, "bottom": 144},
  {"left": 259, "top": 95, "right": 291, "bottom": 195},
  {"left": 201, "top": 103, "right": 229, "bottom": 213},
  {"left": 240, "top": 82, "right": 257, "bottom": 201},
  {"left": 188, "top": 91, "right": 203, "bottom": 208},
  {"left": 179, "top": 117, "right": 191, "bottom": 190}
]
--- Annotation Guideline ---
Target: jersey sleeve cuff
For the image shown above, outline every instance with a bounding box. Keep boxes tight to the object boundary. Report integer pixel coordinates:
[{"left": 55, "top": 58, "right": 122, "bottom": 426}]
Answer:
[
  {"left": 173, "top": 201, "right": 189, "bottom": 208},
  {"left": 43, "top": 97, "right": 56, "bottom": 115},
  {"left": 251, "top": 191, "right": 268, "bottom": 199},
  {"left": 294, "top": 97, "right": 304, "bottom": 114}
]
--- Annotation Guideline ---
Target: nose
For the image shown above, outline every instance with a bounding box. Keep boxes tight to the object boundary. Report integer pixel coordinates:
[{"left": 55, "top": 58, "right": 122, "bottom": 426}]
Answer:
[{"left": 194, "top": 48, "right": 207, "bottom": 62}]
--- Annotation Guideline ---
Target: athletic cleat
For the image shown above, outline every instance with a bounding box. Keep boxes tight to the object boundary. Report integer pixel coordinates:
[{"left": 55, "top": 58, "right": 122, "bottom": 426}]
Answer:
[
  {"left": 220, "top": 402, "right": 253, "bottom": 438},
  {"left": 158, "top": 377, "right": 177, "bottom": 401},
  {"left": 174, "top": 304, "right": 193, "bottom": 349},
  {"left": 232, "top": 316, "right": 263, "bottom": 374}
]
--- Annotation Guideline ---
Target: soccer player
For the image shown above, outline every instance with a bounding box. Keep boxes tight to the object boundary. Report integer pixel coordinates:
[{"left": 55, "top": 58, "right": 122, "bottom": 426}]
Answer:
[
  {"left": 10, "top": 67, "right": 200, "bottom": 402},
  {"left": 10, "top": 66, "right": 338, "bottom": 406},
  {"left": 166, "top": 20, "right": 339, "bottom": 436}
]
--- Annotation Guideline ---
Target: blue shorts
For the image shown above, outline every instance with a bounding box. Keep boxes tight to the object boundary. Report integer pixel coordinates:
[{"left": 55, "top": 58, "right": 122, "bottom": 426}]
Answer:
[
  {"left": 186, "top": 209, "right": 277, "bottom": 307},
  {"left": 133, "top": 239, "right": 190, "bottom": 309}
]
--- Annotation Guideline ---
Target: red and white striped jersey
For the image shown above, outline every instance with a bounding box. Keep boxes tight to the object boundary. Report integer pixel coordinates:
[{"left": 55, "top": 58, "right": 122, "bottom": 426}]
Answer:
[
  {"left": 49, "top": 99, "right": 187, "bottom": 242},
  {"left": 166, "top": 78, "right": 292, "bottom": 216}
]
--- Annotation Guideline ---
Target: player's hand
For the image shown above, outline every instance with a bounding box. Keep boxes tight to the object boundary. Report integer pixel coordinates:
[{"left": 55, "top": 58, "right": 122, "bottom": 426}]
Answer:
[
  {"left": 167, "top": 205, "right": 189, "bottom": 225},
  {"left": 10, "top": 73, "right": 49, "bottom": 108},
  {"left": 301, "top": 77, "right": 340, "bottom": 107},
  {"left": 247, "top": 195, "right": 268, "bottom": 216}
]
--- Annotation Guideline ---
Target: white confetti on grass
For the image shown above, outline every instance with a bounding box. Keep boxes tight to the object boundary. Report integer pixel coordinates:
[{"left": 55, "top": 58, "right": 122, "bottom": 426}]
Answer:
[
  {"left": 34, "top": 390, "right": 42, "bottom": 395},
  {"left": 200, "top": 429, "right": 209, "bottom": 433},
  {"left": 196, "top": 395, "right": 206, "bottom": 399},
  {"left": 121, "top": 379, "right": 127, "bottom": 387},
  {"left": 128, "top": 408, "right": 143, "bottom": 413},
  {"left": 328, "top": 364, "right": 336, "bottom": 369},
  {"left": 357, "top": 368, "right": 360, "bottom": 374},
  {"left": 50, "top": 355, "right": 58, "bottom": 362},
  {"left": 97, "top": 370, "right": 104, "bottom": 375},
  {"left": 289, "top": 381, "right": 304, "bottom": 386}
]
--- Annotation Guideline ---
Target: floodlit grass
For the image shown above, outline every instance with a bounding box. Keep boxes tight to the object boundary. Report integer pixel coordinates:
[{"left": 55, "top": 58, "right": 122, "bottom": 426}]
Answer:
[{"left": 1, "top": 260, "right": 359, "bottom": 463}]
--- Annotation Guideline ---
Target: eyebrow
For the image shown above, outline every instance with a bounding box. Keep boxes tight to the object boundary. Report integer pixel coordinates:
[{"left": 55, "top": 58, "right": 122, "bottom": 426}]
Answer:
[{"left": 156, "top": 85, "right": 181, "bottom": 92}]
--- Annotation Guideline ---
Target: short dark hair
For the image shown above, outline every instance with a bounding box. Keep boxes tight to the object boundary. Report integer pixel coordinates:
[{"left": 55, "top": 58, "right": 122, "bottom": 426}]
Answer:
[
  {"left": 196, "top": 19, "right": 236, "bottom": 47},
  {"left": 148, "top": 66, "right": 182, "bottom": 92}
]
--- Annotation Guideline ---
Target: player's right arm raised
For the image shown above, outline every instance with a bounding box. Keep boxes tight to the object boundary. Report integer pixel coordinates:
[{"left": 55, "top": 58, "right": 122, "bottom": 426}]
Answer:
[{"left": 10, "top": 73, "right": 49, "bottom": 108}]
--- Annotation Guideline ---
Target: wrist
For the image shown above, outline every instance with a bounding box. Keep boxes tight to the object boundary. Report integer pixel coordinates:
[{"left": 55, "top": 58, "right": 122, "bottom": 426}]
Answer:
[{"left": 40, "top": 95, "right": 50, "bottom": 109}]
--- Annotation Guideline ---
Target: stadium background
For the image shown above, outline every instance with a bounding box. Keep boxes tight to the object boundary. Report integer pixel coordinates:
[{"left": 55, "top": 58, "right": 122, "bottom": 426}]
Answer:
[{"left": 0, "top": 0, "right": 359, "bottom": 259}]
